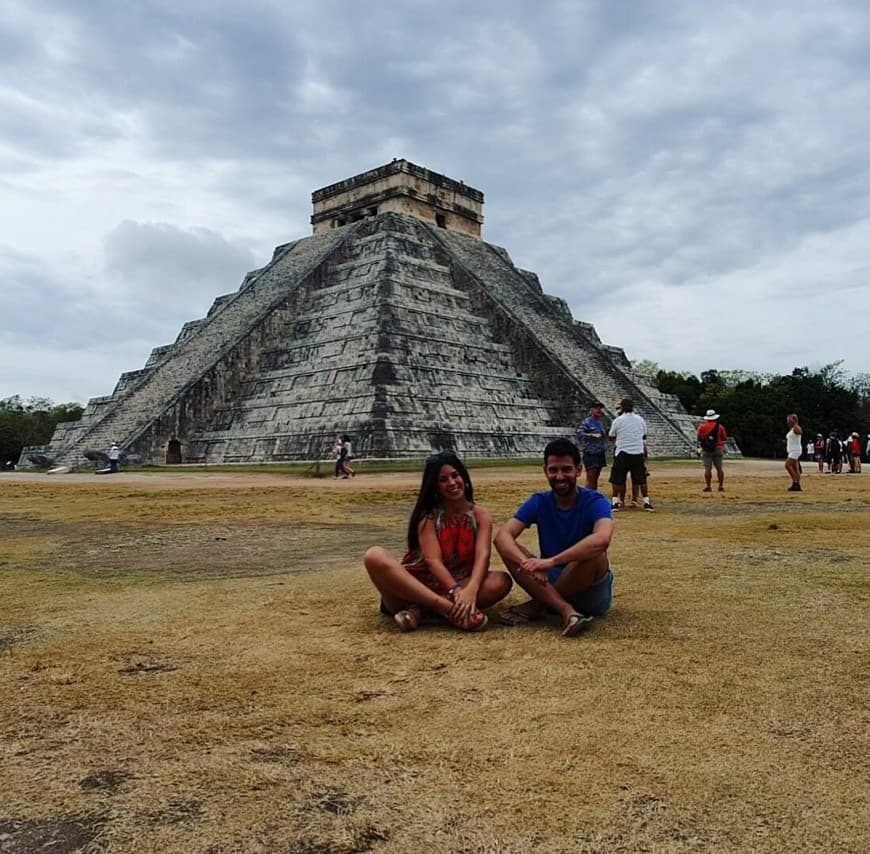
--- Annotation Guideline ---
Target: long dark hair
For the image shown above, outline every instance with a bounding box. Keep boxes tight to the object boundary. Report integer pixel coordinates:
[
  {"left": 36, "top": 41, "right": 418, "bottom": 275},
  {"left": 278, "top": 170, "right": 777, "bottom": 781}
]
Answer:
[{"left": 406, "top": 451, "right": 474, "bottom": 552}]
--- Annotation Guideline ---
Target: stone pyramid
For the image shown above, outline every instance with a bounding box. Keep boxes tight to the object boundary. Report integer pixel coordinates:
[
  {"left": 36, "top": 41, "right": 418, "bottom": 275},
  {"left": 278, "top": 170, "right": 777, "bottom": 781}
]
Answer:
[{"left": 24, "top": 160, "right": 699, "bottom": 469}]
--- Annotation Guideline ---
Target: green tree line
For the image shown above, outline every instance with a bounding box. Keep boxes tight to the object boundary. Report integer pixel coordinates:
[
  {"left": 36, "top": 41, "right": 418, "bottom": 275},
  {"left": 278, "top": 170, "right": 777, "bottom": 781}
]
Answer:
[
  {"left": 0, "top": 396, "right": 84, "bottom": 466},
  {"left": 645, "top": 362, "right": 870, "bottom": 457}
]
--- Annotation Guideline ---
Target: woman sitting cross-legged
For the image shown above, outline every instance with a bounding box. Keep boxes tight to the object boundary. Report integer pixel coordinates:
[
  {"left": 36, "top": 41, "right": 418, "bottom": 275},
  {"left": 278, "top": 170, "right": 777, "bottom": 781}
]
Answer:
[{"left": 363, "top": 451, "right": 512, "bottom": 632}]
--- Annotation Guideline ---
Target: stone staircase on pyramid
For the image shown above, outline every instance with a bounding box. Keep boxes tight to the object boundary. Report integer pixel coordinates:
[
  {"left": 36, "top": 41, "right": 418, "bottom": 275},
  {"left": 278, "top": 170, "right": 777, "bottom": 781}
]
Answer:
[
  {"left": 426, "top": 224, "right": 698, "bottom": 456},
  {"left": 188, "top": 217, "right": 570, "bottom": 461},
  {"left": 30, "top": 227, "right": 355, "bottom": 469}
]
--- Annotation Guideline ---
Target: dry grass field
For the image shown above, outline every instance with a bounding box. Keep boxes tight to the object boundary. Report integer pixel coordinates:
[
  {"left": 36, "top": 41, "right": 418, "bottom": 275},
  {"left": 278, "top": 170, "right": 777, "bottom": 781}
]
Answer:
[{"left": 0, "top": 459, "right": 867, "bottom": 853}]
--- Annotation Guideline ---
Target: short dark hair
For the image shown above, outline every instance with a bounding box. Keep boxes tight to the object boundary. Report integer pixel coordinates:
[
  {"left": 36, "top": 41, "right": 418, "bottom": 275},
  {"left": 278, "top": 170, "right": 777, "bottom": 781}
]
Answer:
[
  {"left": 543, "top": 438, "right": 581, "bottom": 466},
  {"left": 619, "top": 397, "right": 634, "bottom": 412},
  {"left": 591, "top": 401, "right": 604, "bottom": 408}
]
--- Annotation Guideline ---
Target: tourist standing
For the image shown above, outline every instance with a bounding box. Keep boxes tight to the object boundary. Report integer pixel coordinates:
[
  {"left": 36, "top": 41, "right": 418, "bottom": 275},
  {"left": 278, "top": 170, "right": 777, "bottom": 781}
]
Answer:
[
  {"left": 826, "top": 432, "right": 842, "bottom": 474},
  {"left": 108, "top": 442, "right": 121, "bottom": 474},
  {"left": 849, "top": 432, "right": 862, "bottom": 473},
  {"left": 608, "top": 398, "right": 653, "bottom": 511},
  {"left": 697, "top": 409, "right": 727, "bottom": 492},
  {"left": 814, "top": 434, "right": 826, "bottom": 473},
  {"left": 785, "top": 414, "right": 803, "bottom": 491},
  {"left": 577, "top": 401, "right": 608, "bottom": 491}
]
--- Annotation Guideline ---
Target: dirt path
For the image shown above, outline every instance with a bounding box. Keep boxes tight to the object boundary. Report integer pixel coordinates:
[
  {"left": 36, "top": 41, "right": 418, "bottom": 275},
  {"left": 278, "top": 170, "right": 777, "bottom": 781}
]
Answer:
[{"left": 1, "top": 458, "right": 791, "bottom": 491}]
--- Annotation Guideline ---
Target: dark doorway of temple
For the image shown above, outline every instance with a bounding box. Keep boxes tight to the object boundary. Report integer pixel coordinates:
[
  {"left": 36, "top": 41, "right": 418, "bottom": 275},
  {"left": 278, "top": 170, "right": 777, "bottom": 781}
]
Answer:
[{"left": 166, "top": 439, "right": 182, "bottom": 464}]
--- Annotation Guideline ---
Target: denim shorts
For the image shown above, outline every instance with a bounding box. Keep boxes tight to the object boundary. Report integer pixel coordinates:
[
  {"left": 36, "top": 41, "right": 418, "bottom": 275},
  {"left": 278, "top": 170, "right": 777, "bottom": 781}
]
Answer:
[
  {"left": 583, "top": 451, "right": 606, "bottom": 470},
  {"left": 568, "top": 569, "right": 614, "bottom": 617}
]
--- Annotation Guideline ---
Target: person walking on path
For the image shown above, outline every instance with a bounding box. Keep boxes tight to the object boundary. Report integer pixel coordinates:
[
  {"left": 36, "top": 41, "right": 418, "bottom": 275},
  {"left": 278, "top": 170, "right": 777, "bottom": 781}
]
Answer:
[
  {"left": 332, "top": 434, "right": 344, "bottom": 478},
  {"left": 108, "top": 442, "right": 121, "bottom": 474},
  {"left": 495, "top": 438, "right": 614, "bottom": 637},
  {"left": 697, "top": 409, "right": 727, "bottom": 492},
  {"left": 785, "top": 414, "right": 803, "bottom": 491},
  {"left": 577, "top": 401, "right": 608, "bottom": 491},
  {"left": 337, "top": 435, "right": 355, "bottom": 478}
]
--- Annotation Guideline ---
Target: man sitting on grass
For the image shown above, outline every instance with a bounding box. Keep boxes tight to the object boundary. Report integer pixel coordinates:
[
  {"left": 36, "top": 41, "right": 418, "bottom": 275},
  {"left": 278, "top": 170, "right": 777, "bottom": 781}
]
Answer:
[{"left": 494, "top": 438, "right": 614, "bottom": 637}]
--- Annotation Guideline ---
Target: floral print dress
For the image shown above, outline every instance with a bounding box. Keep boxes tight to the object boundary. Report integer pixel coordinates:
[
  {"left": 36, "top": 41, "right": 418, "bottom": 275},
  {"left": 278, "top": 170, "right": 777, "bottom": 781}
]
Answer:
[{"left": 401, "top": 507, "right": 477, "bottom": 591}]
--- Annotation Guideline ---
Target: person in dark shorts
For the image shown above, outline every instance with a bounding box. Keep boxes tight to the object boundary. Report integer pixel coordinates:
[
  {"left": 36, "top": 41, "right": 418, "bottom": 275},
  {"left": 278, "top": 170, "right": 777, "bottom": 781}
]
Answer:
[
  {"left": 494, "top": 438, "right": 614, "bottom": 637},
  {"left": 608, "top": 398, "right": 653, "bottom": 511}
]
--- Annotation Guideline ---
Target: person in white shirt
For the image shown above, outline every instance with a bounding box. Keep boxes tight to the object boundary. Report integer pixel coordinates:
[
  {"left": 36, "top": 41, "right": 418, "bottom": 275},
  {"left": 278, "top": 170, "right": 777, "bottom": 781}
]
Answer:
[
  {"left": 785, "top": 414, "right": 803, "bottom": 492},
  {"left": 108, "top": 442, "right": 121, "bottom": 474},
  {"left": 608, "top": 398, "right": 653, "bottom": 511}
]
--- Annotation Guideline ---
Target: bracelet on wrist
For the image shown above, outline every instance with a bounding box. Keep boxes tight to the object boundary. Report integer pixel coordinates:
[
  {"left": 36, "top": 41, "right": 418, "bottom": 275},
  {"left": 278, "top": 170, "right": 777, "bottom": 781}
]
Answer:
[{"left": 447, "top": 584, "right": 462, "bottom": 601}]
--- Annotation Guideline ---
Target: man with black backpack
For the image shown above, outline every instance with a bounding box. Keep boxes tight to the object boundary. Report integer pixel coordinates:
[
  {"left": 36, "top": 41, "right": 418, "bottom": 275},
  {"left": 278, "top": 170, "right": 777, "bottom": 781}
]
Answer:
[{"left": 697, "top": 409, "right": 728, "bottom": 492}]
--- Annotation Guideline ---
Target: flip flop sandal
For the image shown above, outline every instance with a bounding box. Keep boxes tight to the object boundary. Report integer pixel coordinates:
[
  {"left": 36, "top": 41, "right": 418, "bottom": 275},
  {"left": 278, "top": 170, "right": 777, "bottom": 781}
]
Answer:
[{"left": 561, "top": 613, "right": 594, "bottom": 638}]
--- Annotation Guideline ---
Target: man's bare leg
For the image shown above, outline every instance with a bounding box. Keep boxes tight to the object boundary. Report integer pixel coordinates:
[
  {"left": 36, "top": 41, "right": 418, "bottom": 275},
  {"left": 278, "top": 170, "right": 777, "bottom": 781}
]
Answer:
[
  {"left": 553, "top": 554, "right": 609, "bottom": 601},
  {"left": 499, "top": 550, "right": 608, "bottom": 628},
  {"left": 497, "top": 544, "right": 546, "bottom": 620}
]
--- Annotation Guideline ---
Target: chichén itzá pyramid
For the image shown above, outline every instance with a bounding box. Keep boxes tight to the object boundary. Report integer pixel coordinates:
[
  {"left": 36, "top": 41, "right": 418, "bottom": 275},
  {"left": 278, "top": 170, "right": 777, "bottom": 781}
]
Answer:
[{"left": 22, "top": 159, "right": 700, "bottom": 469}]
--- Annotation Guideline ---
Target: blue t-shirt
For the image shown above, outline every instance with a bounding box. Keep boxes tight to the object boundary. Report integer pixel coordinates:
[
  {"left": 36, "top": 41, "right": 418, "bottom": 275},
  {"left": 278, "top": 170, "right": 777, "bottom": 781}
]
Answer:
[
  {"left": 515, "top": 489, "right": 612, "bottom": 583},
  {"left": 577, "top": 417, "right": 607, "bottom": 454}
]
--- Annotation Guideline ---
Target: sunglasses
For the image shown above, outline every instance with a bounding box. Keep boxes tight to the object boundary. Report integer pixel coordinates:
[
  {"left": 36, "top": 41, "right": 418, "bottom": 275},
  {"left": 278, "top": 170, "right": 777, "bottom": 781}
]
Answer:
[{"left": 426, "top": 451, "right": 458, "bottom": 464}]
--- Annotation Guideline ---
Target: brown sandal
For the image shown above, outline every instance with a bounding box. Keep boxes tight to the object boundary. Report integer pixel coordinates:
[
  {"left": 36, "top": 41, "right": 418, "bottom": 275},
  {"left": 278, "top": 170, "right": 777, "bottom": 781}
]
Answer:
[{"left": 394, "top": 605, "right": 423, "bottom": 633}]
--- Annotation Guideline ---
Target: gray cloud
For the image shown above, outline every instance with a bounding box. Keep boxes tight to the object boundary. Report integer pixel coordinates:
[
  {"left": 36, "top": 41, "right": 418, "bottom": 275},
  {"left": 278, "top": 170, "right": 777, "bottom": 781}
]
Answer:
[
  {"left": 103, "top": 220, "right": 256, "bottom": 306},
  {"left": 2, "top": 0, "right": 870, "bottom": 401}
]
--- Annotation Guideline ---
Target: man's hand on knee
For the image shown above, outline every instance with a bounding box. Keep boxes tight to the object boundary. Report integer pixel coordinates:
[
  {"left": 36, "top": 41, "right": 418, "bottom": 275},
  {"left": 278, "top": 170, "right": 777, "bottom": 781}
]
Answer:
[{"left": 519, "top": 555, "right": 551, "bottom": 585}]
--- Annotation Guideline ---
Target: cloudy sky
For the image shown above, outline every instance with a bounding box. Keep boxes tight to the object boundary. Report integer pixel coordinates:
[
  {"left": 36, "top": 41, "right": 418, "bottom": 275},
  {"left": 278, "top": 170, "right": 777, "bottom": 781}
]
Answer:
[{"left": 2, "top": 0, "right": 868, "bottom": 404}]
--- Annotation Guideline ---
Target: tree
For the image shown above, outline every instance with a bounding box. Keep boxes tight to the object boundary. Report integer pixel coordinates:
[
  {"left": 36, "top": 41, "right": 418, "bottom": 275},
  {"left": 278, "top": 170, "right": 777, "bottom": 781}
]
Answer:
[
  {"left": 0, "top": 397, "right": 84, "bottom": 466},
  {"left": 632, "top": 359, "right": 661, "bottom": 379},
  {"left": 656, "top": 370, "right": 703, "bottom": 413},
  {"left": 652, "top": 364, "right": 867, "bottom": 458}
]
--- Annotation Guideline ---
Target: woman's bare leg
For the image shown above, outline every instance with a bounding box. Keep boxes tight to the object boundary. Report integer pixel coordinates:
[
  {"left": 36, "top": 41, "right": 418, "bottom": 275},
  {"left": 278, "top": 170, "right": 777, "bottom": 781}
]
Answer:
[
  {"left": 454, "top": 571, "right": 512, "bottom": 610},
  {"left": 364, "top": 547, "right": 454, "bottom": 616}
]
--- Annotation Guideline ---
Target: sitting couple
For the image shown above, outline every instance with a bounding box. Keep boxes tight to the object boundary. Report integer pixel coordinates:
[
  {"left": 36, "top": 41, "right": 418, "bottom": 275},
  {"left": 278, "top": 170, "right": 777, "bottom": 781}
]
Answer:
[{"left": 363, "top": 439, "right": 615, "bottom": 636}]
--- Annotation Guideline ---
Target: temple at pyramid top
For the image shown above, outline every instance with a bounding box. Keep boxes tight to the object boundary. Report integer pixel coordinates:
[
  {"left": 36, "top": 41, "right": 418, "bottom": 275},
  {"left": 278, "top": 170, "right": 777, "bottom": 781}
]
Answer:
[
  {"left": 20, "top": 160, "right": 705, "bottom": 470},
  {"left": 311, "top": 159, "right": 485, "bottom": 238}
]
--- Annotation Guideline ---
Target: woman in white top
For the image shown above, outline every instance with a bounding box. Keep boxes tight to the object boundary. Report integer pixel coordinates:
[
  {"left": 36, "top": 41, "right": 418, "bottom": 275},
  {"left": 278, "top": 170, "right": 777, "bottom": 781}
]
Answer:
[{"left": 785, "top": 414, "right": 803, "bottom": 492}]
